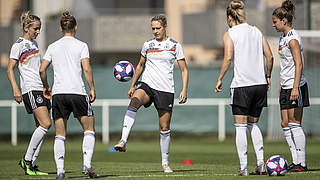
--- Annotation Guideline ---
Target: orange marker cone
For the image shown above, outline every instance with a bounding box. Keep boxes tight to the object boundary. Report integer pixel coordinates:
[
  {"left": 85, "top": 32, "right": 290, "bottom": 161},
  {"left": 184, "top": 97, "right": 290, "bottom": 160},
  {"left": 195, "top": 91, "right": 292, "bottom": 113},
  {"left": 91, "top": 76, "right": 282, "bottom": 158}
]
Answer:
[{"left": 183, "top": 158, "right": 194, "bottom": 165}]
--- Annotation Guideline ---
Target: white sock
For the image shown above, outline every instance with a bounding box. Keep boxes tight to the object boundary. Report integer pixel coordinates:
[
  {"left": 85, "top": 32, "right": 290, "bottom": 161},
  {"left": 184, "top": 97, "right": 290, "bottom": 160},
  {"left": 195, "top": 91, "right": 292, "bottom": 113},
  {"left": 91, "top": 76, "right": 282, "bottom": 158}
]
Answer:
[
  {"left": 160, "top": 130, "right": 171, "bottom": 166},
  {"left": 54, "top": 136, "right": 66, "bottom": 174},
  {"left": 235, "top": 124, "right": 247, "bottom": 170},
  {"left": 83, "top": 131, "right": 95, "bottom": 168},
  {"left": 120, "top": 108, "right": 137, "bottom": 142},
  {"left": 283, "top": 127, "right": 298, "bottom": 164},
  {"left": 289, "top": 123, "right": 306, "bottom": 167},
  {"left": 24, "top": 126, "right": 47, "bottom": 161},
  {"left": 247, "top": 123, "right": 264, "bottom": 166},
  {"left": 32, "top": 139, "right": 43, "bottom": 167}
]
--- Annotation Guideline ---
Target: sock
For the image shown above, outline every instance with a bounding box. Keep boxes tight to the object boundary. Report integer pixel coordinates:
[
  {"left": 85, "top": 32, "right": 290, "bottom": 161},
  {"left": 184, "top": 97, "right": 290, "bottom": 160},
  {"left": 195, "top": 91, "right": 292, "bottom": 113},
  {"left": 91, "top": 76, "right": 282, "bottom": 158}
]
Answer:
[
  {"left": 83, "top": 131, "right": 95, "bottom": 168},
  {"left": 283, "top": 127, "right": 298, "bottom": 165},
  {"left": 24, "top": 126, "right": 47, "bottom": 161},
  {"left": 120, "top": 107, "right": 137, "bottom": 142},
  {"left": 289, "top": 123, "right": 306, "bottom": 167},
  {"left": 160, "top": 130, "right": 171, "bottom": 166},
  {"left": 247, "top": 123, "right": 264, "bottom": 166},
  {"left": 32, "top": 138, "right": 43, "bottom": 167},
  {"left": 54, "top": 136, "right": 66, "bottom": 174},
  {"left": 235, "top": 124, "right": 247, "bottom": 170}
]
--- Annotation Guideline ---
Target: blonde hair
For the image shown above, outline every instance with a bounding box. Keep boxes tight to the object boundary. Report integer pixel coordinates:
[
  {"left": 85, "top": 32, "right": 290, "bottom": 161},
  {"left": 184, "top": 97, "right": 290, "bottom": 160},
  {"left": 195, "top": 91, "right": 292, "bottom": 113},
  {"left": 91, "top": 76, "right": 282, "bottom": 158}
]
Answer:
[
  {"left": 226, "top": 0, "right": 246, "bottom": 23},
  {"left": 20, "top": 12, "right": 40, "bottom": 33},
  {"left": 272, "top": 0, "right": 295, "bottom": 25},
  {"left": 151, "top": 14, "right": 167, "bottom": 27},
  {"left": 60, "top": 11, "right": 77, "bottom": 32}
]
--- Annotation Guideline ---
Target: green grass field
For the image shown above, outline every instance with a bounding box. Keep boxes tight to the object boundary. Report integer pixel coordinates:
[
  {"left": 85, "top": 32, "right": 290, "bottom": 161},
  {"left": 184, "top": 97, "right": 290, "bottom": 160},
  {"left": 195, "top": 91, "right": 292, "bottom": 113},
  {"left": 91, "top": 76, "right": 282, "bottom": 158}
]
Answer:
[{"left": 0, "top": 137, "right": 320, "bottom": 179}]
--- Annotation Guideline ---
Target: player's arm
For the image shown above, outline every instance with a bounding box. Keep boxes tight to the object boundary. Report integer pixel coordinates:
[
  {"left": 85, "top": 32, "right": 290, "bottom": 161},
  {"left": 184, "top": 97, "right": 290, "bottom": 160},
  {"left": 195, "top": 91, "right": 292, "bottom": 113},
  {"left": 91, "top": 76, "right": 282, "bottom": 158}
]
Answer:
[
  {"left": 128, "top": 55, "right": 146, "bottom": 98},
  {"left": 215, "top": 31, "right": 233, "bottom": 93},
  {"left": 177, "top": 59, "right": 188, "bottom": 104},
  {"left": 82, "top": 58, "right": 96, "bottom": 103},
  {"left": 6, "top": 58, "right": 22, "bottom": 103},
  {"left": 39, "top": 59, "right": 52, "bottom": 99},
  {"left": 289, "top": 39, "right": 303, "bottom": 100},
  {"left": 262, "top": 35, "right": 274, "bottom": 91}
]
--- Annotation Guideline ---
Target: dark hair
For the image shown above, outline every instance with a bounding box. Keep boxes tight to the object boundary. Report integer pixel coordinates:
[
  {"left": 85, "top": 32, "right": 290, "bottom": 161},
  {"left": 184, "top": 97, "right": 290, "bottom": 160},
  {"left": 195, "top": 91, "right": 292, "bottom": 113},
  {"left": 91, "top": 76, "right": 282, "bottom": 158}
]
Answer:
[
  {"left": 226, "top": 0, "right": 246, "bottom": 23},
  {"left": 272, "top": 0, "right": 295, "bottom": 25},
  {"left": 60, "top": 11, "right": 77, "bottom": 32},
  {"left": 20, "top": 12, "right": 41, "bottom": 33},
  {"left": 151, "top": 14, "right": 167, "bottom": 27}
]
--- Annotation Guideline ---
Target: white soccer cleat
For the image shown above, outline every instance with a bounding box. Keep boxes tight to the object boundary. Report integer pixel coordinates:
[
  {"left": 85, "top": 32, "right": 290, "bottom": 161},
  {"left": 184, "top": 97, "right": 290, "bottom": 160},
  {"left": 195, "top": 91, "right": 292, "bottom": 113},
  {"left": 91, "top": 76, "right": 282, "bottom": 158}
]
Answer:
[
  {"left": 235, "top": 168, "right": 248, "bottom": 176},
  {"left": 162, "top": 164, "right": 173, "bottom": 173},
  {"left": 255, "top": 163, "right": 266, "bottom": 175},
  {"left": 114, "top": 140, "right": 127, "bottom": 152}
]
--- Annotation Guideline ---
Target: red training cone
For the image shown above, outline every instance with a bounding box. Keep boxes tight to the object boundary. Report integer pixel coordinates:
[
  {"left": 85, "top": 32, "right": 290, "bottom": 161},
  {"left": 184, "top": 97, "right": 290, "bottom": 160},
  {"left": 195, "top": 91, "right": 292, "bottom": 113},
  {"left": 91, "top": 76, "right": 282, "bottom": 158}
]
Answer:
[{"left": 183, "top": 158, "right": 194, "bottom": 165}]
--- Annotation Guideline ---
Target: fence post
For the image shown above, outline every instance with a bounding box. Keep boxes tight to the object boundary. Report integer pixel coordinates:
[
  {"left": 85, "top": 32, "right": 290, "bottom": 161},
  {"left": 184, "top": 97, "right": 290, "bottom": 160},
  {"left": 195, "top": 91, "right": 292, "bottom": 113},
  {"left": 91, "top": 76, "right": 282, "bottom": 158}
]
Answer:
[
  {"left": 218, "top": 100, "right": 226, "bottom": 141},
  {"left": 102, "top": 102, "right": 110, "bottom": 144},
  {"left": 11, "top": 102, "right": 17, "bottom": 146}
]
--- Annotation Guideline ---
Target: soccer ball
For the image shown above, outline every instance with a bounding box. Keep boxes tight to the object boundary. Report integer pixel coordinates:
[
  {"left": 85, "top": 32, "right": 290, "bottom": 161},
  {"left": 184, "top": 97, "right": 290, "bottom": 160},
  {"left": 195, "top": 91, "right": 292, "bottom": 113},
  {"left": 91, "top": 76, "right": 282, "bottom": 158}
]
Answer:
[
  {"left": 113, "top": 61, "right": 134, "bottom": 82},
  {"left": 266, "top": 155, "right": 288, "bottom": 176}
]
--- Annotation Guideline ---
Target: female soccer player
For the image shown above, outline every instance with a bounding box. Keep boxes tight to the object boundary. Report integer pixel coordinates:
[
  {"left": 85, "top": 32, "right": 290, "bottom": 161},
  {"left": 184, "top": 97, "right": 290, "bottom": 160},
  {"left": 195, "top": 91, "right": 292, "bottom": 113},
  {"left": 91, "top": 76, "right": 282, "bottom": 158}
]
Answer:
[
  {"left": 114, "top": 14, "right": 189, "bottom": 173},
  {"left": 7, "top": 12, "right": 51, "bottom": 176},
  {"left": 214, "top": 0, "right": 274, "bottom": 176},
  {"left": 272, "top": 0, "right": 309, "bottom": 172},
  {"left": 39, "top": 11, "right": 98, "bottom": 179}
]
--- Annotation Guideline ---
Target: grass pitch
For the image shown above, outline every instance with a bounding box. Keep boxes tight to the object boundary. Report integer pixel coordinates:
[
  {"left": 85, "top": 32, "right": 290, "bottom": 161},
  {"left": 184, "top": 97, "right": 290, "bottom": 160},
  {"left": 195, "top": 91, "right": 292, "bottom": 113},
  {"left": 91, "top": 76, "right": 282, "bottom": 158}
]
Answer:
[{"left": 0, "top": 137, "right": 320, "bottom": 179}]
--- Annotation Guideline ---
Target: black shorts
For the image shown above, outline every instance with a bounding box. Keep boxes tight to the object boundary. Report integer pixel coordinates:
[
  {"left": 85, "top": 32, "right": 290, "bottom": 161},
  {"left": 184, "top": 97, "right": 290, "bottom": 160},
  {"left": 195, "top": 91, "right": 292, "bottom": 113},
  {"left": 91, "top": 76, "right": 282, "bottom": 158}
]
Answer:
[
  {"left": 22, "top": 91, "right": 51, "bottom": 114},
  {"left": 135, "top": 81, "right": 174, "bottom": 111},
  {"left": 279, "top": 83, "right": 310, "bottom": 110},
  {"left": 230, "top": 84, "right": 268, "bottom": 117},
  {"left": 52, "top": 94, "right": 94, "bottom": 120}
]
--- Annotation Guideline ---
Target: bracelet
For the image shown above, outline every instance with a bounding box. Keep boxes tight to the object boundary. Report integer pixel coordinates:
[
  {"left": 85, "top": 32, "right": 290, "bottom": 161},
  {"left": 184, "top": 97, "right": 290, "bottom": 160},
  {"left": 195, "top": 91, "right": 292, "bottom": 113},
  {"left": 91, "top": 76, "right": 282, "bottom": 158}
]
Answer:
[{"left": 265, "top": 74, "right": 271, "bottom": 78}]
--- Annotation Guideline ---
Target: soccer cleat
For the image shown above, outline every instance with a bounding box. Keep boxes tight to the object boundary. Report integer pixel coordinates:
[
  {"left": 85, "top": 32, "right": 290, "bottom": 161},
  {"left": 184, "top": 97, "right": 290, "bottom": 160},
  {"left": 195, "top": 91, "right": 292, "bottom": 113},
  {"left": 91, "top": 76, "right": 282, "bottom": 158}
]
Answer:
[
  {"left": 235, "top": 168, "right": 249, "bottom": 176},
  {"left": 56, "top": 172, "right": 65, "bottom": 179},
  {"left": 114, "top": 140, "right": 127, "bottom": 152},
  {"left": 287, "top": 163, "right": 297, "bottom": 172},
  {"left": 85, "top": 166, "right": 100, "bottom": 178},
  {"left": 288, "top": 163, "right": 308, "bottom": 172},
  {"left": 32, "top": 165, "right": 48, "bottom": 175},
  {"left": 81, "top": 165, "right": 87, "bottom": 174},
  {"left": 19, "top": 158, "right": 37, "bottom": 175},
  {"left": 162, "top": 164, "right": 173, "bottom": 173},
  {"left": 254, "top": 164, "right": 266, "bottom": 175}
]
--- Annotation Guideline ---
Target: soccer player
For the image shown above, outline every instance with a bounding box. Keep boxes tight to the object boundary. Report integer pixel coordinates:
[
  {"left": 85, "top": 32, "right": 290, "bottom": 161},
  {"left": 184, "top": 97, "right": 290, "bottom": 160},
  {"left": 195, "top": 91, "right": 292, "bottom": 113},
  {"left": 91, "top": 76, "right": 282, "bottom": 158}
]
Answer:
[
  {"left": 7, "top": 12, "right": 51, "bottom": 176},
  {"left": 113, "top": 14, "right": 189, "bottom": 173},
  {"left": 39, "top": 11, "right": 98, "bottom": 179},
  {"left": 214, "top": 0, "right": 274, "bottom": 176},
  {"left": 272, "top": 0, "right": 309, "bottom": 172}
]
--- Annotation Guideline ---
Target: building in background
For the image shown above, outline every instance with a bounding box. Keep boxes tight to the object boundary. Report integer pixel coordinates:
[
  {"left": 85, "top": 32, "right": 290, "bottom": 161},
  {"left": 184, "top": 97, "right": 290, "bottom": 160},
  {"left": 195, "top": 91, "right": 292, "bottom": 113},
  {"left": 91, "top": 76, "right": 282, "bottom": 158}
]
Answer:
[{"left": 0, "top": 0, "right": 319, "bottom": 67}]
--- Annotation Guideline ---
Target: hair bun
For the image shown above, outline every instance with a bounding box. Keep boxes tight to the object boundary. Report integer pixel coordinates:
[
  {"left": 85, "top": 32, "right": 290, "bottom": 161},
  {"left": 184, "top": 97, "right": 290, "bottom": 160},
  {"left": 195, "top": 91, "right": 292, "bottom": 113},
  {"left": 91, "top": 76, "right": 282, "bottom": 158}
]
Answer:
[
  {"left": 231, "top": 1, "right": 244, "bottom": 10},
  {"left": 281, "top": 0, "right": 294, "bottom": 12},
  {"left": 62, "top": 11, "right": 73, "bottom": 19}
]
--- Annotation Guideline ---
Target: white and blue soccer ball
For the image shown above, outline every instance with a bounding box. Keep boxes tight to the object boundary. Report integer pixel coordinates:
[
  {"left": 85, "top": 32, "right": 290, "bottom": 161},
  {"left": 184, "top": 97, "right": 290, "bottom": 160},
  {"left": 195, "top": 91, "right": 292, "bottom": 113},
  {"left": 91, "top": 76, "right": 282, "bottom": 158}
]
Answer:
[
  {"left": 266, "top": 155, "right": 288, "bottom": 176},
  {"left": 113, "top": 61, "right": 134, "bottom": 82}
]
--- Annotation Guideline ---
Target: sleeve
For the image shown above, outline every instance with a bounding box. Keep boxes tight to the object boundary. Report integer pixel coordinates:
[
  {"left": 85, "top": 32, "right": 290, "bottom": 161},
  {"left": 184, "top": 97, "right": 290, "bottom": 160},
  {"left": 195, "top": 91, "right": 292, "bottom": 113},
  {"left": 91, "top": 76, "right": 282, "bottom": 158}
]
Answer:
[
  {"left": 287, "top": 31, "right": 299, "bottom": 43},
  {"left": 80, "top": 43, "right": 90, "bottom": 59},
  {"left": 9, "top": 43, "right": 21, "bottom": 61},
  {"left": 140, "top": 42, "right": 147, "bottom": 57},
  {"left": 175, "top": 43, "right": 185, "bottom": 60},
  {"left": 43, "top": 45, "right": 52, "bottom": 62}
]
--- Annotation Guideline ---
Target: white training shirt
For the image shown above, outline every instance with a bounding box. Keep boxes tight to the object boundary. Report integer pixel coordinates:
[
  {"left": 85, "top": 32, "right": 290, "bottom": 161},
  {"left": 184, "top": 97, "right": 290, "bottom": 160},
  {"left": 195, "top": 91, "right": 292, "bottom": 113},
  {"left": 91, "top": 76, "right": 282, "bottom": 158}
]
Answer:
[
  {"left": 140, "top": 37, "right": 185, "bottom": 93},
  {"left": 278, "top": 29, "right": 306, "bottom": 89},
  {"left": 9, "top": 37, "right": 43, "bottom": 94},
  {"left": 228, "top": 23, "right": 267, "bottom": 88},
  {"left": 43, "top": 36, "right": 89, "bottom": 95}
]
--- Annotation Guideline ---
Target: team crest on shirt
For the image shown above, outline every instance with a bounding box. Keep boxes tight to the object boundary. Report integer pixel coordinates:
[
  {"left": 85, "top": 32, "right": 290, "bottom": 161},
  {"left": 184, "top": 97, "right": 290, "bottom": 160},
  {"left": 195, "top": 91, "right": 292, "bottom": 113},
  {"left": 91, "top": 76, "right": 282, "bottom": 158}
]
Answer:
[
  {"left": 149, "top": 42, "right": 155, "bottom": 48},
  {"left": 36, "top": 96, "right": 43, "bottom": 104}
]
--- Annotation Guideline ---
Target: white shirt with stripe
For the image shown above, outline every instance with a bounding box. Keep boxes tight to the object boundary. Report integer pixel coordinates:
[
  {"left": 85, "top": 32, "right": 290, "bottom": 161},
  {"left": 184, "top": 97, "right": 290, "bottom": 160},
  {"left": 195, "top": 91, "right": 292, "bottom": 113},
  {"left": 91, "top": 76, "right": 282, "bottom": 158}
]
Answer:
[
  {"left": 43, "top": 36, "right": 89, "bottom": 95},
  {"left": 9, "top": 37, "right": 43, "bottom": 94},
  {"left": 278, "top": 29, "right": 306, "bottom": 89},
  {"left": 140, "top": 37, "right": 185, "bottom": 93},
  {"left": 228, "top": 23, "right": 267, "bottom": 88}
]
